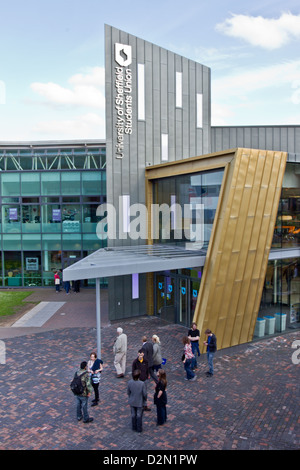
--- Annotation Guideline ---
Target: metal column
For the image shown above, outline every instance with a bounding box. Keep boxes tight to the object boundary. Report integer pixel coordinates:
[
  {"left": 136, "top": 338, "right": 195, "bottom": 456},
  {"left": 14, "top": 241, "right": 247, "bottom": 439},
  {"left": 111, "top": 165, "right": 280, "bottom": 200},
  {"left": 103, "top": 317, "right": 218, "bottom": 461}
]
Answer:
[{"left": 96, "top": 278, "right": 101, "bottom": 357}]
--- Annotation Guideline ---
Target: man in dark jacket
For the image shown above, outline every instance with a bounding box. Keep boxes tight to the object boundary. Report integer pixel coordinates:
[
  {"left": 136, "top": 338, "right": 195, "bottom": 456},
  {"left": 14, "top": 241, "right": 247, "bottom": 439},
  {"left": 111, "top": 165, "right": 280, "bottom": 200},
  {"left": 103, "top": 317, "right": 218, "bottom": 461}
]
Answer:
[
  {"left": 204, "top": 329, "right": 217, "bottom": 377},
  {"left": 127, "top": 369, "right": 147, "bottom": 432},
  {"left": 75, "top": 361, "right": 94, "bottom": 423},
  {"left": 141, "top": 335, "right": 158, "bottom": 384},
  {"left": 132, "top": 351, "right": 151, "bottom": 411}
]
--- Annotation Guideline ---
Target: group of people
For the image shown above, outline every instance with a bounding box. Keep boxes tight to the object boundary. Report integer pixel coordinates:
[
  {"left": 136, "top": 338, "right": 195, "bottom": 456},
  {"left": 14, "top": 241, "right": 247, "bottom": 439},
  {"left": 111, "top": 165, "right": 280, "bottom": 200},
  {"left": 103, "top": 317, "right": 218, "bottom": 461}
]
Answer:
[
  {"left": 54, "top": 271, "right": 80, "bottom": 294},
  {"left": 113, "top": 328, "right": 168, "bottom": 432},
  {"left": 182, "top": 322, "right": 217, "bottom": 380},
  {"left": 72, "top": 351, "right": 103, "bottom": 423},
  {"left": 72, "top": 323, "right": 217, "bottom": 432}
]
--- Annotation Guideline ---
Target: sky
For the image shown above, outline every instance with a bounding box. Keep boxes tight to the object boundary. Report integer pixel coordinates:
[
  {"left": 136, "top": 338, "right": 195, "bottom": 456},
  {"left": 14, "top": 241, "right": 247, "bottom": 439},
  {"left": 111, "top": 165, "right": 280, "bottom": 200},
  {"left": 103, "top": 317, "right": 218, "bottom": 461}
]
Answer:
[{"left": 0, "top": 0, "right": 300, "bottom": 141}]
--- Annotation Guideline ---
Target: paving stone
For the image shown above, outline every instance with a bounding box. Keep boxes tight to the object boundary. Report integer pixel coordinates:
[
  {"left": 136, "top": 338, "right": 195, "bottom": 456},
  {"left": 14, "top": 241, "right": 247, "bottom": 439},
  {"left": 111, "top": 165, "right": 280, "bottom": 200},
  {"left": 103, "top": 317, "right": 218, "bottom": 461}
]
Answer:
[{"left": 0, "top": 288, "right": 299, "bottom": 451}]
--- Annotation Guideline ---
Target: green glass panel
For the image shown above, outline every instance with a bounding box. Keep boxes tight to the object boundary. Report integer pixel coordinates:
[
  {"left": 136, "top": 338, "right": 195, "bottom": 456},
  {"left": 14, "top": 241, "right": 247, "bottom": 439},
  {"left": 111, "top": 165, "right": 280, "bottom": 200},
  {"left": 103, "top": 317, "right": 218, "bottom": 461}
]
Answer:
[
  {"left": 41, "top": 172, "right": 60, "bottom": 195},
  {"left": 1, "top": 173, "right": 20, "bottom": 196},
  {"left": 61, "top": 172, "right": 81, "bottom": 195},
  {"left": 21, "top": 173, "right": 40, "bottom": 196},
  {"left": 22, "top": 234, "right": 41, "bottom": 250},
  {"left": 82, "top": 171, "right": 101, "bottom": 195}
]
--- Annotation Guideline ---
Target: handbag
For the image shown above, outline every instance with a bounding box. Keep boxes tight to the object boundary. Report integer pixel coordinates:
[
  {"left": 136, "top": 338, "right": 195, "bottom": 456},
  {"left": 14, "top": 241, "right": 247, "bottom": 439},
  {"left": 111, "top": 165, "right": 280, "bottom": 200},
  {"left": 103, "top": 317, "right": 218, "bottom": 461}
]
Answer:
[
  {"left": 91, "top": 372, "right": 101, "bottom": 384},
  {"left": 55, "top": 278, "right": 60, "bottom": 285}
]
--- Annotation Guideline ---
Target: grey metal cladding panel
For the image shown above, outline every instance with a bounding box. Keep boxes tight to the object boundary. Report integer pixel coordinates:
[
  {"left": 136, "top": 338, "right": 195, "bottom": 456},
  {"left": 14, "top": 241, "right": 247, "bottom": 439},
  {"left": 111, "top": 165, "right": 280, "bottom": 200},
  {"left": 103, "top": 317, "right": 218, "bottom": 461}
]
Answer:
[
  {"left": 181, "top": 58, "right": 189, "bottom": 158},
  {"left": 287, "top": 127, "right": 296, "bottom": 152},
  {"left": 188, "top": 62, "right": 196, "bottom": 157},
  {"left": 145, "top": 43, "right": 154, "bottom": 165},
  {"left": 167, "top": 53, "right": 175, "bottom": 161},
  {"left": 160, "top": 65, "right": 168, "bottom": 131},
  {"left": 295, "top": 128, "right": 300, "bottom": 152}
]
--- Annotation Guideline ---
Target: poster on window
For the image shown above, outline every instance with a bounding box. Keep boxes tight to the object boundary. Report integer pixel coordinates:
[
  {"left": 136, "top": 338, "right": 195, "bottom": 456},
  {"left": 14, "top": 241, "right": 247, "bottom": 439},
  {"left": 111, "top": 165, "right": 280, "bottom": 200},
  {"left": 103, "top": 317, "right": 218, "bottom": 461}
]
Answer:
[
  {"left": 52, "top": 209, "right": 61, "bottom": 222},
  {"left": 26, "top": 257, "right": 39, "bottom": 271},
  {"left": 9, "top": 208, "right": 18, "bottom": 220}
]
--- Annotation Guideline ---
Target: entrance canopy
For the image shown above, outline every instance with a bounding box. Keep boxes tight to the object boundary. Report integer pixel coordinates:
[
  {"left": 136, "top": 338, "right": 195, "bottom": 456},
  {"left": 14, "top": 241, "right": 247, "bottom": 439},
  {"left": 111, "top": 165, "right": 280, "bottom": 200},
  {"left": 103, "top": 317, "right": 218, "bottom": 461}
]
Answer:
[{"left": 62, "top": 244, "right": 206, "bottom": 281}]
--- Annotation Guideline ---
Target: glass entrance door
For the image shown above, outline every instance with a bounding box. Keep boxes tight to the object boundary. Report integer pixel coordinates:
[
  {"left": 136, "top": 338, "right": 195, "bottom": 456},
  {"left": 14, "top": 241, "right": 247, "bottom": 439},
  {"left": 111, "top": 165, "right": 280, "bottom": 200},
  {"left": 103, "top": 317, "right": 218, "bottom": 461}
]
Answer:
[{"left": 154, "top": 271, "right": 201, "bottom": 327}]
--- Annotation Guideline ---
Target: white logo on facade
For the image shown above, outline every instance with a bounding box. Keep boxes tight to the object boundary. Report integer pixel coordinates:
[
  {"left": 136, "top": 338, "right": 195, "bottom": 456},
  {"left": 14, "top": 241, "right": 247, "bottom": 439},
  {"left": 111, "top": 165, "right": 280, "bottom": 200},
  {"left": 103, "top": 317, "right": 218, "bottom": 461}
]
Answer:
[
  {"left": 115, "top": 43, "right": 132, "bottom": 67},
  {"left": 114, "top": 44, "right": 133, "bottom": 159}
]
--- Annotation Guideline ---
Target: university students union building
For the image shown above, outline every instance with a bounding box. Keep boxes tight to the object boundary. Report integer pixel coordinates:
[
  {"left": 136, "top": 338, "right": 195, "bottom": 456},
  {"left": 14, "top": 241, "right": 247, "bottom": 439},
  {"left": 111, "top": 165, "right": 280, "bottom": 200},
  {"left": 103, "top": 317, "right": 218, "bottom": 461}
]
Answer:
[{"left": 1, "top": 25, "right": 300, "bottom": 351}]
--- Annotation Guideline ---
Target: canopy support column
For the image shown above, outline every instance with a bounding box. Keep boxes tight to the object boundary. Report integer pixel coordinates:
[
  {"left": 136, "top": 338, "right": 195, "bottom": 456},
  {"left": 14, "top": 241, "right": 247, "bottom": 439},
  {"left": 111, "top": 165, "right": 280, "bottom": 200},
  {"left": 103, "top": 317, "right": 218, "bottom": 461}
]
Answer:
[{"left": 96, "top": 278, "right": 101, "bottom": 357}]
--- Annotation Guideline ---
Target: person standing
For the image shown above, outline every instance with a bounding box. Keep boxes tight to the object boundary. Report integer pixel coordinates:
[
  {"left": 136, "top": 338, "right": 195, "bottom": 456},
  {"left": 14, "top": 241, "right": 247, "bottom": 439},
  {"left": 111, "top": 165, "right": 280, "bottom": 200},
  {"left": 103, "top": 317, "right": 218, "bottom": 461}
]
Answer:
[
  {"left": 88, "top": 352, "right": 103, "bottom": 407},
  {"left": 64, "top": 280, "right": 70, "bottom": 295},
  {"left": 74, "top": 361, "right": 94, "bottom": 423},
  {"left": 154, "top": 369, "right": 167, "bottom": 426},
  {"left": 182, "top": 336, "right": 196, "bottom": 381},
  {"left": 127, "top": 369, "right": 147, "bottom": 433},
  {"left": 204, "top": 329, "right": 217, "bottom": 377},
  {"left": 132, "top": 350, "right": 151, "bottom": 411},
  {"left": 141, "top": 335, "right": 158, "bottom": 384},
  {"left": 113, "top": 327, "right": 127, "bottom": 378},
  {"left": 152, "top": 335, "right": 162, "bottom": 372},
  {"left": 54, "top": 271, "right": 60, "bottom": 293},
  {"left": 188, "top": 322, "right": 200, "bottom": 369}
]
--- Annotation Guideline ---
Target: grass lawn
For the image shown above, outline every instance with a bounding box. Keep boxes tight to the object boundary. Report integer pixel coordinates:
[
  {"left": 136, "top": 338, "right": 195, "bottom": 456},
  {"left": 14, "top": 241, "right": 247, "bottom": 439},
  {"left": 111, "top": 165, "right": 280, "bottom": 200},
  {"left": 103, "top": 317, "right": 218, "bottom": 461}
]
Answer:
[{"left": 0, "top": 291, "right": 34, "bottom": 317}]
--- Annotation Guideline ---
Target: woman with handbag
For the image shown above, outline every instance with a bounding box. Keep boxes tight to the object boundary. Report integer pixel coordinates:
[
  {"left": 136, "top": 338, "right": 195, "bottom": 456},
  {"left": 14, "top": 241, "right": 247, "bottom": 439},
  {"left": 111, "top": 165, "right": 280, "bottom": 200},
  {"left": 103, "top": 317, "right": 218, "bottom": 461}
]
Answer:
[
  {"left": 88, "top": 352, "right": 103, "bottom": 406},
  {"left": 54, "top": 271, "right": 60, "bottom": 293},
  {"left": 153, "top": 369, "right": 167, "bottom": 426}
]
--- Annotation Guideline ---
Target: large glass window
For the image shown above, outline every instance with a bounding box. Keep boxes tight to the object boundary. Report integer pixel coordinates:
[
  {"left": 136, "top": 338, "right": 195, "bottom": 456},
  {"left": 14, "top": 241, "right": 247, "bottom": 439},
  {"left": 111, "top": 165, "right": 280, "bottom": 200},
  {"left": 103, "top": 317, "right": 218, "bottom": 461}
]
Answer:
[
  {"left": 1, "top": 173, "right": 20, "bottom": 196},
  {"left": 152, "top": 168, "right": 224, "bottom": 250},
  {"left": 41, "top": 172, "right": 60, "bottom": 195},
  {"left": 61, "top": 172, "right": 81, "bottom": 195},
  {"left": 2, "top": 205, "right": 21, "bottom": 233},
  {"left": 42, "top": 204, "right": 61, "bottom": 232},
  {"left": 21, "top": 173, "right": 40, "bottom": 196},
  {"left": 22, "top": 203, "right": 41, "bottom": 233},
  {"left": 272, "top": 163, "right": 300, "bottom": 249},
  {"left": 4, "top": 251, "right": 22, "bottom": 286},
  {"left": 82, "top": 172, "right": 101, "bottom": 195},
  {"left": 257, "top": 257, "right": 300, "bottom": 336},
  {"left": 23, "top": 251, "right": 42, "bottom": 286},
  {"left": 62, "top": 204, "right": 81, "bottom": 232}
]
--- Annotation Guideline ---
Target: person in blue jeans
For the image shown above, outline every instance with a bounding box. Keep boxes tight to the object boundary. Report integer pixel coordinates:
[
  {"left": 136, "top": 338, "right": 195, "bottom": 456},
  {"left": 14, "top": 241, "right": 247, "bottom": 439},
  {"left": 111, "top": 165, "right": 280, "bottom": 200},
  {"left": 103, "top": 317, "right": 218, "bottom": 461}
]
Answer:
[
  {"left": 204, "top": 329, "right": 217, "bottom": 377},
  {"left": 182, "top": 336, "right": 196, "bottom": 381},
  {"left": 75, "top": 361, "right": 94, "bottom": 423},
  {"left": 188, "top": 322, "right": 200, "bottom": 369}
]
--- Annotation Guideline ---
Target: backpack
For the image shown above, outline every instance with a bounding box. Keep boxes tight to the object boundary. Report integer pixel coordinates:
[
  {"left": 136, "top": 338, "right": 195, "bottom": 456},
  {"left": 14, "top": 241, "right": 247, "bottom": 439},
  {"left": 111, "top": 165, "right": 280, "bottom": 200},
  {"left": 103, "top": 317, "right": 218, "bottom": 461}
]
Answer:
[{"left": 70, "top": 371, "right": 87, "bottom": 395}]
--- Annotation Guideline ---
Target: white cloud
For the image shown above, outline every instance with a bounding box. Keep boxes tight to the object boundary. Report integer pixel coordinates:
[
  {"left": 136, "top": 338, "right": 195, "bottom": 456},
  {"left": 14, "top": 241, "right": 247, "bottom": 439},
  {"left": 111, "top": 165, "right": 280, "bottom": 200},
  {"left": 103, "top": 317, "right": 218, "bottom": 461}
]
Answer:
[
  {"left": 216, "top": 12, "right": 300, "bottom": 50},
  {"left": 211, "top": 59, "right": 300, "bottom": 125},
  {"left": 212, "top": 60, "right": 300, "bottom": 100},
  {"left": 32, "top": 112, "right": 105, "bottom": 139},
  {"left": 30, "top": 67, "right": 105, "bottom": 109}
]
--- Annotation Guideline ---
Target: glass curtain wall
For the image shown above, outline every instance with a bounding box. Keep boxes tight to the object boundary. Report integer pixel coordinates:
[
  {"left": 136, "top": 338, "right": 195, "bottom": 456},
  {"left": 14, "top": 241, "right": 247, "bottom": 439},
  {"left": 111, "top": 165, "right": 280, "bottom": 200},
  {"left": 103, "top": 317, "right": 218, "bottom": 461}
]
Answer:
[
  {"left": 257, "top": 162, "right": 300, "bottom": 337},
  {"left": 152, "top": 168, "right": 224, "bottom": 326},
  {"left": 0, "top": 167, "right": 106, "bottom": 287},
  {"left": 152, "top": 168, "right": 224, "bottom": 249}
]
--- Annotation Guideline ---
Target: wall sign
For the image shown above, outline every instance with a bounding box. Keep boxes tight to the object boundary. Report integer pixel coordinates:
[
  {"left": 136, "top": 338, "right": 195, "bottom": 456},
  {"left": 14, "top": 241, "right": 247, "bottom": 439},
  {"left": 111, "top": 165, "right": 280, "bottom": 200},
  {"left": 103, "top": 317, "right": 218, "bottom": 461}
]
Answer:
[{"left": 114, "top": 43, "right": 133, "bottom": 159}]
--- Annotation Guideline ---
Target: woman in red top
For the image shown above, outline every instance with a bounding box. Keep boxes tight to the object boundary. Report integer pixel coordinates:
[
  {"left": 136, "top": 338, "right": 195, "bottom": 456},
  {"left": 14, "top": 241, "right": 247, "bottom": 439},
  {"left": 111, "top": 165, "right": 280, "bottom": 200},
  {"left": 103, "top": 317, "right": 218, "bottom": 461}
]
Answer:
[
  {"left": 54, "top": 271, "right": 60, "bottom": 293},
  {"left": 182, "top": 336, "right": 196, "bottom": 381}
]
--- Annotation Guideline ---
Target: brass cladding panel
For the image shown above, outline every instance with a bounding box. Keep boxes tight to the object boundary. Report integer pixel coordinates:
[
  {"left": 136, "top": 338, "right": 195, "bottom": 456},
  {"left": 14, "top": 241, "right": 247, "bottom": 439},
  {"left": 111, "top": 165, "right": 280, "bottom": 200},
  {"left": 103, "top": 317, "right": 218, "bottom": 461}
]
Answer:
[{"left": 146, "top": 148, "right": 287, "bottom": 351}]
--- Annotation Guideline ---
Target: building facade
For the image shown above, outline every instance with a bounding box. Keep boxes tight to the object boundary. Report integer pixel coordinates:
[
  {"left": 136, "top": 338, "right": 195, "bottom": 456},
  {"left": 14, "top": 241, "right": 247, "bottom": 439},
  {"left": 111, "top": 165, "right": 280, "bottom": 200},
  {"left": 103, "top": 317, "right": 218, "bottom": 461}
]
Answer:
[
  {"left": 1, "top": 25, "right": 300, "bottom": 350},
  {"left": 0, "top": 141, "right": 106, "bottom": 288}
]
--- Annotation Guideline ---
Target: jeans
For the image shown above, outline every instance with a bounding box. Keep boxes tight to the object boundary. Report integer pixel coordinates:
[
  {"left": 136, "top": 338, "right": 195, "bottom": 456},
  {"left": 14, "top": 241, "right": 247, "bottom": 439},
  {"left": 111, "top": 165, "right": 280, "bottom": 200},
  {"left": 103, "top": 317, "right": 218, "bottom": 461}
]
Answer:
[
  {"left": 191, "top": 342, "right": 200, "bottom": 366},
  {"left": 76, "top": 395, "right": 89, "bottom": 421},
  {"left": 184, "top": 358, "right": 195, "bottom": 380},
  {"left": 207, "top": 351, "right": 215, "bottom": 375},
  {"left": 130, "top": 406, "right": 143, "bottom": 432}
]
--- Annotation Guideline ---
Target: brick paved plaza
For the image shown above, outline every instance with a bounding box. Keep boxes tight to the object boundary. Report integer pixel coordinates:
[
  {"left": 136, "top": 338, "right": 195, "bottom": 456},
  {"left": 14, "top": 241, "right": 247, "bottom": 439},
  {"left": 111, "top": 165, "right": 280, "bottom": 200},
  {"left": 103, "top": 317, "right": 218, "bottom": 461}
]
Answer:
[{"left": 0, "top": 288, "right": 299, "bottom": 451}]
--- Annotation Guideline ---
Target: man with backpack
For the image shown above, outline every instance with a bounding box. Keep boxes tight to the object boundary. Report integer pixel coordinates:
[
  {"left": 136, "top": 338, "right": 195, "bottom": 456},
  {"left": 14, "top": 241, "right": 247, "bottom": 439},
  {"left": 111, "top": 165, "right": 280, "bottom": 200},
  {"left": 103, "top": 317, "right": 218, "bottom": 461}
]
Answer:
[{"left": 71, "top": 361, "right": 94, "bottom": 423}]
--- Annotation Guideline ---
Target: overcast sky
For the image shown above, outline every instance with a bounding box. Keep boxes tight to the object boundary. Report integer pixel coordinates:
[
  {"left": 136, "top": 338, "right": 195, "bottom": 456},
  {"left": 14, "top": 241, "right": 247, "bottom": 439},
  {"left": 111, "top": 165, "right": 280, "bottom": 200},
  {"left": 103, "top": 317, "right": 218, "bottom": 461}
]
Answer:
[{"left": 0, "top": 0, "right": 300, "bottom": 141}]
